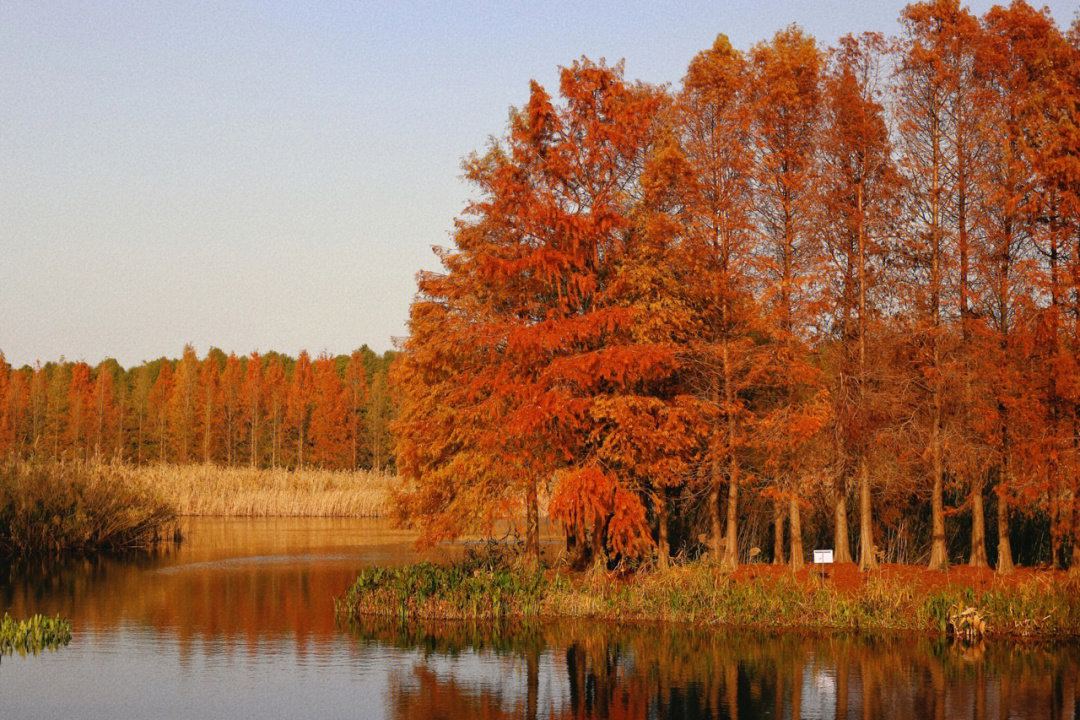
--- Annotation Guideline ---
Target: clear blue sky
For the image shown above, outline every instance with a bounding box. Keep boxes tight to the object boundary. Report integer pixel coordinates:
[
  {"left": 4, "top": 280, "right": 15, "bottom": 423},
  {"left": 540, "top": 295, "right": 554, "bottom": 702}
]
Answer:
[{"left": 2, "top": 1, "right": 1075, "bottom": 368}]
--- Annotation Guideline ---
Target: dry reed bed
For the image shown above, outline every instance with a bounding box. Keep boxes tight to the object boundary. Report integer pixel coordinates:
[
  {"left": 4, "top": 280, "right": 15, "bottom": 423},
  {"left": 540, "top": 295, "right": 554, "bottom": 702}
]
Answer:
[
  {"left": 0, "top": 462, "right": 176, "bottom": 558},
  {"left": 120, "top": 464, "right": 395, "bottom": 517}
]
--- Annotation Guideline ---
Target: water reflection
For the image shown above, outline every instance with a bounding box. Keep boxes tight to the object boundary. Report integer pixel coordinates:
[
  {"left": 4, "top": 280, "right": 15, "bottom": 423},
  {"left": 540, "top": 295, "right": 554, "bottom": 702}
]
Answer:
[
  {"left": 0, "top": 518, "right": 1077, "bottom": 719},
  {"left": 353, "top": 618, "right": 1080, "bottom": 720}
]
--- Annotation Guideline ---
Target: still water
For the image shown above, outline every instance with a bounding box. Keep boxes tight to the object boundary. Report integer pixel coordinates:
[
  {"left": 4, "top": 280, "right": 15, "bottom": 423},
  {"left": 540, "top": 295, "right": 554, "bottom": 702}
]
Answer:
[{"left": 1, "top": 518, "right": 1077, "bottom": 719}]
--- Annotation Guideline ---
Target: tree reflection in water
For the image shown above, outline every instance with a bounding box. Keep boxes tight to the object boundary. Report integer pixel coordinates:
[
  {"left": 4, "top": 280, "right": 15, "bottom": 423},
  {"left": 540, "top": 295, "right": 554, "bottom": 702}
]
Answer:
[{"left": 351, "top": 618, "right": 1080, "bottom": 720}]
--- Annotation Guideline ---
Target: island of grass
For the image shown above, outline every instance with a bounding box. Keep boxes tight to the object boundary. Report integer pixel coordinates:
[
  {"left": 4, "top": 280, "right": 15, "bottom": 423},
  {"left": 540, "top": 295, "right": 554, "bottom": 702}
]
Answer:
[{"left": 336, "top": 549, "right": 1080, "bottom": 640}]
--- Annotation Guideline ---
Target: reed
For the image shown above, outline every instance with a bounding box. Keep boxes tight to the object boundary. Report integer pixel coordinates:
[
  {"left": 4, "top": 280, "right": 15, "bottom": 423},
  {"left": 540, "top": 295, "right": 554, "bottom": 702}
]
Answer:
[
  {"left": 0, "top": 461, "right": 176, "bottom": 558},
  {"left": 119, "top": 463, "right": 394, "bottom": 517}
]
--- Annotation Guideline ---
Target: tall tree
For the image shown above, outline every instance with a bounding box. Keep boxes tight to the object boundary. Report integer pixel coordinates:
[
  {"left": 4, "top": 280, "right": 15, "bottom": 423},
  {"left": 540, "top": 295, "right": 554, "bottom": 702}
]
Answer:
[
  {"left": 748, "top": 26, "right": 829, "bottom": 571},
  {"left": 655, "top": 34, "right": 760, "bottom": 570},
  {"left": 310, "top": 354, "right": 347, "bottom": 468},
  {"left": 197, "top": 355, "right": 221, "bottom": 464},
  {"left": 264, "top": 355, "right": 287, "bottom": 469},
  {"left": 242, "top": 352, "right": 264, "bottom": 467},
  {"left": 819, "top": 32, "right": 898, "bottom": 570},
  {"left": 169, "top": 345, "right": 200, "bottom": 463},
  {"left": 286, "top": 351, "right": 314, "bottom": 469},
  {"left": 892, "top": 0, "right": 976, "bottom": 570},
  {"left": 220, "top": 354, "right": 243, "bottom": 466},
  {"left": 344, "top": 351, "right": 369, "bottom": 470},
  {"left": 148, "top": 362, "right": 174, "bottom": 464}
]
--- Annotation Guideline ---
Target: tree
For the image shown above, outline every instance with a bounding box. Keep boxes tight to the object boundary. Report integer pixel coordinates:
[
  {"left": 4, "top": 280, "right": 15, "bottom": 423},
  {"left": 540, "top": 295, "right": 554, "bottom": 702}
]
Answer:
[
  {"left": 818, "top": 32, "right": 898, "bottom": 570},
  {"left": 242, "top": 352, "right": 264, "bottom": 467},
  {"left": 344, "top": 351, "right": 369, "bottom": 469},
  {"left": 220, "top": 354, "right": 243, "bottom": 466},
  {"left": 286, "top": 351, "right": 315, "bottom": 469},
  {"left": 198, "top": 354, "right": 221, "bottom": 464},
  {"left": 92, "top": 362, "right": 119, "bottom": 459},
  {"left": 311, "top": 354, "right": 347, "bottom": 467},
  {"left": 654, "top": 34, "right": 761, "bottom": 570},
  {"left": 892, "top": 0, "right": 977, "bottom": 570},
  {"left": 748, "top": 26, "right": 829, "bottom": 571},
  {"left": 169, "top": 345, "right": 200, "bottom": 463},
  {"left": 264, "top": 355, "right": 287, "bottom": 468},
  {"left": 148, "top": 362, "right": 174, "bottom": 464}
]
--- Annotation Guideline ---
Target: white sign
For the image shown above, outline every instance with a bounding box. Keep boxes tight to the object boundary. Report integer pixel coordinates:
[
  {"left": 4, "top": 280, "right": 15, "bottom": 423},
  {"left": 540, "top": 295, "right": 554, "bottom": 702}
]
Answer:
[{"left": 813, "top": 549, "right": 834, "bottom": 564}]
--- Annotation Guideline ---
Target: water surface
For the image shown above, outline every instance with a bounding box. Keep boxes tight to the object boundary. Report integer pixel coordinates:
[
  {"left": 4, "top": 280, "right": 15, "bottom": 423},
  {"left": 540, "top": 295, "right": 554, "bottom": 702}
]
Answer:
[{"left": 1, "top": 518, "right": 1076, "bottom": 719}]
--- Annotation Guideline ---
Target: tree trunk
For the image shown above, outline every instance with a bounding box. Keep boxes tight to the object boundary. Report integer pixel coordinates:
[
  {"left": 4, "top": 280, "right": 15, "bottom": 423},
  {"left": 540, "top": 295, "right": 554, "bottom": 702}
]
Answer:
[
  {"left": 723, "top": 458, "right": 738, "bottom": 571},
  {"left": 525, "top": 481, "right": 540, "bottom": 569},
  {"left": 834, "top": 490, "right": 852, "bottom": 564},
  {"left": 656, "top": 492, "right": 669, "bottom": 570},
  {"left": 928, "top": 416, "right": 948, "bottom": 570},
  {"left": 858, "top": 458, "right": 878, "bottom": 571},
  {"left": 591, "top": 514, "right": 607, "bottom": 567},
  {"left": 789, "top": 494, "right": 804, "bottom": 571},
  {"left": 996, "top": 490, "right": 1014, "bottom": 574},
  {"left": 709, "top": 481, "right": 722, "bottom": 563},
  {"left": 969, "top": 481, "right": 988, "bottom": 568},
  {"left": 772, "top": 499, "right": 785, "bottom": 565}
]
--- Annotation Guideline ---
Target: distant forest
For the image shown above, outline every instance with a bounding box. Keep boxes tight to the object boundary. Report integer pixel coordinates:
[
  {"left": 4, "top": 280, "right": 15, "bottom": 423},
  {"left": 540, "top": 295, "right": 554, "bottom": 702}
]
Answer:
[
  {"left": 392, "top": 1, "right": 1080, "bottom": 572},
  {"left": 0, "top": 346, "right": 396, "bottom": 472}
]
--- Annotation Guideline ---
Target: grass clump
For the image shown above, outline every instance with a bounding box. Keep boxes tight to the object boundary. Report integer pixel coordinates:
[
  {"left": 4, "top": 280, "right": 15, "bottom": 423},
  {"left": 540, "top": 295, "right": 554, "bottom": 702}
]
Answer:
[
  {"left": 0, "top": 461, "right": 177, "bottom": 559},
  {"left": 0, "top": 614, "right": 72, "bottom": 658},
  {"left": 337, "top": 542, "right": 545, "bottom": 622}
]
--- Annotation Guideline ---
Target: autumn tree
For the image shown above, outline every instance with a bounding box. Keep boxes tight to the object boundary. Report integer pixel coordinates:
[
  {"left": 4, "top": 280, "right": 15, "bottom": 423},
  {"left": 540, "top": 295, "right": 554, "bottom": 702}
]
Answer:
[
  {"left": 344, "top": 351, "right": 369, "bottom": 470},
  {"left": 197, "top": 354, "right": 221, "bottom": 463},
  {"left": 264, "top": 355, "right": 288, "bottom": 468},
  {"left": 649, "top": 34, "right": 759, "bottom": 569},
  {"left": 892, "top": 0, "right": 973, "bottom": 570},
  {"left": 748, "top": 26, "right": 829, "bottom": 570},
  {"left": 148, "top": 362, "right": 174, "bottom": 464},
  {"left": 818, "top": 33, "right": 898, "bottom": 570},
  {"left": 286, "top": 351, "right": 315, "bottom": 469},
  {"left": 242, "top": 352, "right": 264, "bottom": 467},
  {"left": 220, "top": 354, "right": 243, "bottom": 466},
  {"left": 310, "top": 354, "right": 347, "bottom": 468},
  {"left": 169, "top": 345, "right": 200, "bottom": 463}
]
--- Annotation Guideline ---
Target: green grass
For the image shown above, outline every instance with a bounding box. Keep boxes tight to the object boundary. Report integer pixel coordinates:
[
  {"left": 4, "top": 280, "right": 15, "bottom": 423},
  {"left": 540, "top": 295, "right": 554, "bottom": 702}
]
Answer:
[
  {"left": 0, "top": 461, "right": 177, "bottom": 559},
  {"left": 337, "top": 557, "right": 1080, "bottom": 639},
  {"left": 336, "top": 543, "right": 545, "bottom": 622},
  {"left": 0, "top": 614, "right": 72, "bottom": 658}
]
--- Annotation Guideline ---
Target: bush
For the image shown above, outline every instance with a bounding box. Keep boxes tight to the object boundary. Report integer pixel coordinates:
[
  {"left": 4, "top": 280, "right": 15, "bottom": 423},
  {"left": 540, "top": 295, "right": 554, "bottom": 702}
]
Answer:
[{"left": 0, "top": 461, "right": 177, "bottom": 559}]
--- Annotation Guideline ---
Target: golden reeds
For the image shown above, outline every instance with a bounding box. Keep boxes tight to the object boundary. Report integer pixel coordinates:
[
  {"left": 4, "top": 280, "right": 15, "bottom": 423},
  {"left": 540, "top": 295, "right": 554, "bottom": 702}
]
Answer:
[{"left": 118, "top": 463, "right": 395, "bottom": 517}]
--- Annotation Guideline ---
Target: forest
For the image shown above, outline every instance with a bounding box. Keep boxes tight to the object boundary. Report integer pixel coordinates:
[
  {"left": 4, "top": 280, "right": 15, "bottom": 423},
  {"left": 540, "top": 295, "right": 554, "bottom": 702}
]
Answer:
[
  {"left": 0, "top": 345, "right": 396, "bottom": 472},
  {"left": 391, "top": 0, "right": 1080, "bottom": 574}
]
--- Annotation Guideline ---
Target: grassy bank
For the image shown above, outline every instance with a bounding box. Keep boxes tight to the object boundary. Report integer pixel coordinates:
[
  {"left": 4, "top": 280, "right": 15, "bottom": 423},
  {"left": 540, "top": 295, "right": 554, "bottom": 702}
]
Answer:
[
  {"left": 337, "top": 556, "right": 1080, "bottom": 639},
  {"left": 0, "top": 462, "right": 176, "bottom": 559},
  {"left": 123, "top": 464, "right": 393, "bottom": 517},
  {"left": 0, "top": 614, "right": 72, "bottom": 658}
]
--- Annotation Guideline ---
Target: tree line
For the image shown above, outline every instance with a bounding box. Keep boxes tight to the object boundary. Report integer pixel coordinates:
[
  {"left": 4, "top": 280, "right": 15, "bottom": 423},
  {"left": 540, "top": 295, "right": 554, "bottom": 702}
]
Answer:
[
  {"left": 0, "top": 346, "right": 396, "bottom": 472},
  {"left": 393, "top": 0, "right": 1080, "bottom": 572}
]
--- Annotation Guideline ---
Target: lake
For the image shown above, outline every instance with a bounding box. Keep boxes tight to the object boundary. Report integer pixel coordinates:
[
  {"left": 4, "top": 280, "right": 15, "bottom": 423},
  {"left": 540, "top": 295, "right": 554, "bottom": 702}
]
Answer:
[{"left": 1, "top": 517, "right": 1077, "bottom": 719}]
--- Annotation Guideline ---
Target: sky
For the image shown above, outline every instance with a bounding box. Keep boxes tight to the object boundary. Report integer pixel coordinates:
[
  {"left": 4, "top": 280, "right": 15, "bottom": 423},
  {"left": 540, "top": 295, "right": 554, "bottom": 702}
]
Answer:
[{"left": 2, "top": 1, "right": 1076, "bottom": 368}]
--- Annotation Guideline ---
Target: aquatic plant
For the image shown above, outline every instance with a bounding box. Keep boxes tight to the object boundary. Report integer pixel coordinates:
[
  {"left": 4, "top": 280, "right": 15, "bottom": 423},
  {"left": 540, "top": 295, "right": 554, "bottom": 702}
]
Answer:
[{"left": 0, "top": 614, "right": 72, "bottom": 658}]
